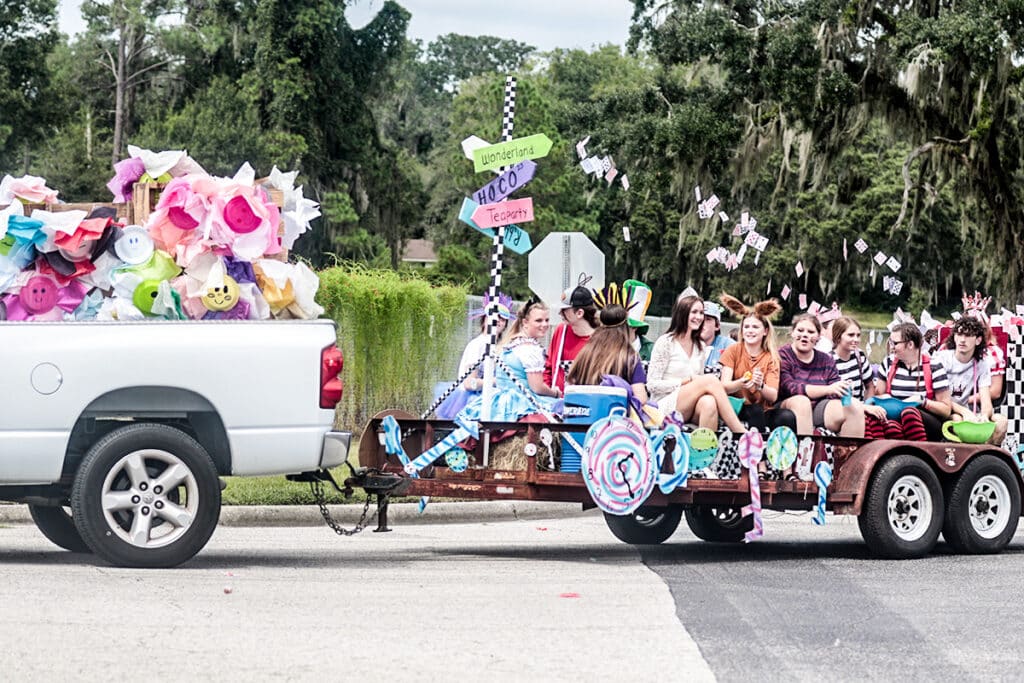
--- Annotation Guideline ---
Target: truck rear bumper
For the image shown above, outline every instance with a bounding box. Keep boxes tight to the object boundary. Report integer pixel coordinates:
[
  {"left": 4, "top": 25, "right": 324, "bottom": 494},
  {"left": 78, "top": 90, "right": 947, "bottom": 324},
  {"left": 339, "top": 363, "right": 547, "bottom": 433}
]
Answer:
[{"left": 320, "top": 430, "right": 352, "bottom": 468}]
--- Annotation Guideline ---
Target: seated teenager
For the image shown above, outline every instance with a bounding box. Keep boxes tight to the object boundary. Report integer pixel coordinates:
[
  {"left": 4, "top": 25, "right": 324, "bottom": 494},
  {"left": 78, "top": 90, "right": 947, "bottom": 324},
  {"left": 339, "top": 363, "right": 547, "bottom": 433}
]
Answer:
[
  {"left": 932, "top": 317, "right": 1008, "bottom": 444},
  {"left": 717, "top": 294, "right": 796, "bottom": 433},
  {"left": 567, "top": 302, "right": 648, "bottom": 401},
  {"left": 545, "top": 280, "right": 598, "bottom": 394},
  {"left": 647, "top": 294, "right": 746, "bottom": 432},
  {"left": 873, "top": 322, "right": 952, "bottom": 441},
  {"left": 830, "top": 315, "right": 888, "bottom": 438},
  {"left": 778, "top": 314, "right": 865, "bottom": 438}
]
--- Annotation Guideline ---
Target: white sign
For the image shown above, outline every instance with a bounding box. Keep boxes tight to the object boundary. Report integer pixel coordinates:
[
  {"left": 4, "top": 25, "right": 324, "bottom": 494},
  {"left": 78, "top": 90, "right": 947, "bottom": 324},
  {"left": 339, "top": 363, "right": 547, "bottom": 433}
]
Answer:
[{"left": 528, "top": 232, "right": 605, "bottom": 309}]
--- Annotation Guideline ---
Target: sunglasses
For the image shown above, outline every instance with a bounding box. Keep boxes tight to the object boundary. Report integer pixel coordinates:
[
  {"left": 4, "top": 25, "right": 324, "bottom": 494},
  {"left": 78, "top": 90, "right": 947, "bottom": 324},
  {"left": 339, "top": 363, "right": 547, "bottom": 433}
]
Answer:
[{"left": 888, "top": 339, "right": 908, "bottom": 348}]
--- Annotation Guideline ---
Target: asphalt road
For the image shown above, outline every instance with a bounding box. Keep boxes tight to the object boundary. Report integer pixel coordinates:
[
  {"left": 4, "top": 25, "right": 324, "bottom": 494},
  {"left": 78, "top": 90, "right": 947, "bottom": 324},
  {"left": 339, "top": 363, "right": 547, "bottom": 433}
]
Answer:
[{"left": 2, "top": 511, "right": 1024, "bottom": 681}]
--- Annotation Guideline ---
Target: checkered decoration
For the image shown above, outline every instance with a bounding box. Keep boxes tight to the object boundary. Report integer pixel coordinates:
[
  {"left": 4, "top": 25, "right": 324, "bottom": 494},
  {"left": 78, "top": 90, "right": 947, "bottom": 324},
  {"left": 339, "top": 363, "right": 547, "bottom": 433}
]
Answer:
[
  {"left": 1002, "top": 341, "right": 1022, "bottom": 450},
  {"left": 482, "top": 75, "right": 518, "bottom": 359}
]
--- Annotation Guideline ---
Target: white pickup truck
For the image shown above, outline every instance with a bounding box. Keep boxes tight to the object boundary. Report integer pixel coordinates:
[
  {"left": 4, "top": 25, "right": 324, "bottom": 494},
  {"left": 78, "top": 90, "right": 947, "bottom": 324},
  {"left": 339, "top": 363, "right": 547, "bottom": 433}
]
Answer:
[{"left": 0, "top": 319, "right": 350, "bottom": 567}]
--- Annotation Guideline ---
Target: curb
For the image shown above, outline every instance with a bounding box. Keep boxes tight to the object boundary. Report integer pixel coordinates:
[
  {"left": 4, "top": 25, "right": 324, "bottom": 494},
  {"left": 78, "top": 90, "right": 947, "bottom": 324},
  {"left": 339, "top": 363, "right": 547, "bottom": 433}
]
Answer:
[{"left": 0, "top": 501, "right": 591, "bottom": 528}]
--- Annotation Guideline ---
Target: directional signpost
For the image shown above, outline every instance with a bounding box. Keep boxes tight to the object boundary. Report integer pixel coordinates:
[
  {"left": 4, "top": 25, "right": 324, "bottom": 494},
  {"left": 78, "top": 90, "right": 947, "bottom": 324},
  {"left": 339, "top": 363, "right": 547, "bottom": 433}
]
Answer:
[
  {"left": 458, "top": 199, "right": 533, "bottom": 254},
  {"left": 470, "top": 197, "right": 534, "bottom": 229},
  {"left": 472, "top": 134, "right": 554, "bottom": 173},
  {"left": 472, "top": 160, "right": 537, "bottom": 205}
]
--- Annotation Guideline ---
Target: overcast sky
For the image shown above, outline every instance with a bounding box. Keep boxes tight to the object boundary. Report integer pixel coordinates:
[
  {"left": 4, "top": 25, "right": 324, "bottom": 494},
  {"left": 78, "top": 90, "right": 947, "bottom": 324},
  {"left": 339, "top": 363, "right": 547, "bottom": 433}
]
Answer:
[{"left": 56, "top": 0, "right": 633, "bottom": 52}]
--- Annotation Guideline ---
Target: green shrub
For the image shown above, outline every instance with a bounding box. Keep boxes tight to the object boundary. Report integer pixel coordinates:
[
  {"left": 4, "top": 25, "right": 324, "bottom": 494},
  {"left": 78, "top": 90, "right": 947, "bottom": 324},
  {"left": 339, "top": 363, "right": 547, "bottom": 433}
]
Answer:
[{"left": 318, "top": 265, "right": 466, "bottom": 431}]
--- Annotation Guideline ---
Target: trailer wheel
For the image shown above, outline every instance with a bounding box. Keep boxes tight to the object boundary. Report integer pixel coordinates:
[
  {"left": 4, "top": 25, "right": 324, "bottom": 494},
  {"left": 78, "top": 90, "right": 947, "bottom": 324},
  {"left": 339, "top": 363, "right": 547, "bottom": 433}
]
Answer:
[
  {"left": 942, "top": 455, "right": 1021, "bottom": 554},
  {"left": 684, "top": 506, "right": 753, "bottom": 543},
  {"left": 71, "top": 423, "right": 221, "bottom": 568},
  {"left": 603, "top": 506, "right": 682, "bottom": 545},
  {"left": 28, "top": 505, "right": 92, "bottom": 553},
  {"left": 857, "top": 454, "right": 943, "bottom": 559}
]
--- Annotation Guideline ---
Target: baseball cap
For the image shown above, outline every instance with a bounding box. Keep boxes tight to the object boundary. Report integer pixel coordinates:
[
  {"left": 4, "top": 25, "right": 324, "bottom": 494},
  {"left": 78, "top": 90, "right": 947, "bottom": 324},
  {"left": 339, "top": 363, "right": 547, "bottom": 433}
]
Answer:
[
  {"left": 556, "top": 285, "right": 594, "bottom": 311},
  {"left": 703, "top": 301, "right": 723, "bottom": 320}
]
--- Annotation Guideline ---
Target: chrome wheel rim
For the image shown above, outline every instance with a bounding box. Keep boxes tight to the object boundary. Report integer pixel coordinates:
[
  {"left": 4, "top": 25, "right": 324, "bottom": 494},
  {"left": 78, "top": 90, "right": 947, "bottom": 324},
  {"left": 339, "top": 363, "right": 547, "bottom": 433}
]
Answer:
[
  {"left": 968, "top": 475, "right": 1011, "bottom": 540},
  {"left": 887, "top": 475, "right": 933, "bottom": 542},
  {"left": 101, "top": 449, "right": 199, "bottom": 548}
]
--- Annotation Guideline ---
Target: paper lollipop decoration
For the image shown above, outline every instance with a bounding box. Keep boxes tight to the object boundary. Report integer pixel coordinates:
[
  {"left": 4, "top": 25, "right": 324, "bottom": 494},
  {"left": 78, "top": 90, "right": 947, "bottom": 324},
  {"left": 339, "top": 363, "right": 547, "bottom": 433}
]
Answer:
[
  {"left": 405, "top": 414, "right": 479, "bottom": 473},
  {"left": 652, "top": 424, "right": 689, "bottom": 494},
  {"left": 444, "top": 448, "right": 469, "bottom": 473},
  {"left": 688, "top": 428, "right": 719, "bottom": 470},
  {"left": 765, "top": 426, "right": 798, "bottom": 471},
  {"left": 812, "top": 461, "right": 833, "bottom": 526},
  {"left": 737, "top": 429, "right": 765, "bottom": 542},
  {"left": 582, "top": 416, "right": 657, "bottom": 515},
  {"left": 796, "top": 437, "right": 816, "bottom": 480}
]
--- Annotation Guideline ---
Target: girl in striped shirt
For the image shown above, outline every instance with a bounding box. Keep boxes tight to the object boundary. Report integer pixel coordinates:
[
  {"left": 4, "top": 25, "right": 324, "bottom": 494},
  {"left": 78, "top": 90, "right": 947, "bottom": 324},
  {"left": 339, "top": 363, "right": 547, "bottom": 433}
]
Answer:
[{"left": 830, "top": 316, "right": 888, "bottom": 438}]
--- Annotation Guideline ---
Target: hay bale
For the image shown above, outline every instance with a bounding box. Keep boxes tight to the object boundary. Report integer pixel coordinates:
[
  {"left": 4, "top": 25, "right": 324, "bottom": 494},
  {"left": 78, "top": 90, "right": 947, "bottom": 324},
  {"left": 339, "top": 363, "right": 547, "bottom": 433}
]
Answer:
[{"left": 489, "top": 434, "right": 560, "bottom": 471}]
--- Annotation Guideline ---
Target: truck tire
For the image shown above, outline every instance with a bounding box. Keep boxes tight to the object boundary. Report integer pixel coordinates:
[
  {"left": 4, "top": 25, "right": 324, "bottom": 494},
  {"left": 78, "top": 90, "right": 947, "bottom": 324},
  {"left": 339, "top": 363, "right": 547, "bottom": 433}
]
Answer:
[
  {"left": 70, "top": 423, "right": 222, "bottom": 568},
  {"left": 942, "top": 455, "right": 1021, "bottom": 554},
  {"left": 857, "top": 454, "right": 943, "bottom": 559},
  {"left": 28, "top": 505, "right": 92, "bottom": 553},
  {"left": 603, "top": 506, "right": 683, "bottom": 545},
  {"left": 684, "top": 506, "right": 753, "bottom": 543}
]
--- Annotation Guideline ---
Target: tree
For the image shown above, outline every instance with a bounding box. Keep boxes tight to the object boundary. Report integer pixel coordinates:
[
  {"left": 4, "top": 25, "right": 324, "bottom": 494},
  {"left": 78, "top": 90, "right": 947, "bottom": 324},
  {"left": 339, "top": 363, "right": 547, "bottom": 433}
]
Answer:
[
  {"left": 0, "top": 0, "right": 61, "bottom": 172},
  {"left": 627, "top": 0, "right": 1024, "bottom": 302},
  {"left": 81, "top": 0, "right": 183, "bottom": 165}
]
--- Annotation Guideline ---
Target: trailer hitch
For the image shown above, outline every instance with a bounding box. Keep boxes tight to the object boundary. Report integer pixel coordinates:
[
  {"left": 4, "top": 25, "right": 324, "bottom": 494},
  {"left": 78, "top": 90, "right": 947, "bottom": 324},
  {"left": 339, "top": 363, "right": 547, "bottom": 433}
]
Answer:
[{"left": 290, "top": 466, "right": 410, "bottom": 534}]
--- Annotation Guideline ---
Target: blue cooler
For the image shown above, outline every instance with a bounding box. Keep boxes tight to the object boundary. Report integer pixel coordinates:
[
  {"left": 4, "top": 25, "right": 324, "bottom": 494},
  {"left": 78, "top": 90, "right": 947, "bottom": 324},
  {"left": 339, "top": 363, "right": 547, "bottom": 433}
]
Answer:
[{"left": 561, "top": 385, "right": 629, "bottom": 473}]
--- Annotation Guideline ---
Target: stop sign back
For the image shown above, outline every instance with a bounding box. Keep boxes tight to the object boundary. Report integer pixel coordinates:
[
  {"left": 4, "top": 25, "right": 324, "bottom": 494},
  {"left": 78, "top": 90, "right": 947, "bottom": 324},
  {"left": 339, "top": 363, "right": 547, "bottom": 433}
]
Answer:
[{"left": 528, "top": 232, "right": 605, "bottom": 309}]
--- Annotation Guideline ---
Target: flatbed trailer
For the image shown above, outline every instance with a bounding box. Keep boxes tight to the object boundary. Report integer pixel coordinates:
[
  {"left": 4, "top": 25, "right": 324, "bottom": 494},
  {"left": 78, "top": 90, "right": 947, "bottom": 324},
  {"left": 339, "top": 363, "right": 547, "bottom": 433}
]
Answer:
[{"left": 355, "top": 410, "right": 1024, "bottom": 559}]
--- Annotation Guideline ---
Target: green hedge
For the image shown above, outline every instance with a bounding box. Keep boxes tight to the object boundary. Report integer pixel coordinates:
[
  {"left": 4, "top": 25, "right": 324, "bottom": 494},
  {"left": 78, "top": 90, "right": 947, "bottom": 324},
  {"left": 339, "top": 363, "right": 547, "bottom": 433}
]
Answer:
[{"left": 318, "top": 265, "right": 466, "bottom": 432}]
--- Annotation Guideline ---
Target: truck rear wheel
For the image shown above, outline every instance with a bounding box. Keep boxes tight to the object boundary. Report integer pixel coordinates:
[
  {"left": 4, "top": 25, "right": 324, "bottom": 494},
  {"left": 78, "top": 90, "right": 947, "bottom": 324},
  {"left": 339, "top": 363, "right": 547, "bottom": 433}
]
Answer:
[
  {"left": 71, "top": 423, "right": 222, "bottom": 568},
  {"left": 684, "top": 506, "right": 753, "bottom": 543},
  {"left": 28, "top": 505, "right": 92, "bottom": 553},
  {"left": 942, "top": 455, "right": 1021, "bottom": 554},
  {"left": 603, "top": 506, "right": 682, "bottom": 544},
  {"left": 857, "top": 454, "right": 943, "bottom": 559}
]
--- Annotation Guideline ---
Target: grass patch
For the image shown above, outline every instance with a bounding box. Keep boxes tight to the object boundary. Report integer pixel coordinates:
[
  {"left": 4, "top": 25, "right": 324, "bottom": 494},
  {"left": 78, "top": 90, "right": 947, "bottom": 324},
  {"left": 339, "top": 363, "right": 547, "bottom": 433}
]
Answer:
[
  {"left": 222, "top": 447, "right": 366, "bottom": 506},
  {"left": 842, "top": 307, "right": 896, "bottom": 330}
]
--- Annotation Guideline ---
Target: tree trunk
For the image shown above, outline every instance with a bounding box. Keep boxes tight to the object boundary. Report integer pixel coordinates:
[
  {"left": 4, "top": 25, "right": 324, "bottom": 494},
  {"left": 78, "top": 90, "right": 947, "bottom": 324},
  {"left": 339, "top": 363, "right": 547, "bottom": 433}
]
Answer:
[{"left": 111, "top": 21, "right": 132, "bottom": 167}]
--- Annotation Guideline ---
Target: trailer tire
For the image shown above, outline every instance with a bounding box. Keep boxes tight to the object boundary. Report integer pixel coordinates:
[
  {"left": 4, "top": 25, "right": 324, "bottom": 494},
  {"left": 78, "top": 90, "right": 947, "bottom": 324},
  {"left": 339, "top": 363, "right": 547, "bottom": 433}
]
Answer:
[
  {"left": 942, "top": 455, "right": 1020, "bottom": 554},
  {"left": 857, "top": 454, "right": 943, "bottom": 559},
  {"left": 71, "top": 423, "right": 221, "bottom": 568},
  {"left": 684, "top": 506, "right": 753, "bottom": 543},
  {"left": 603, "top": 506, "right": 682, "bottom": 545},
  {"left": 28, "top": 505, "right": 92, "bottom": 553}
]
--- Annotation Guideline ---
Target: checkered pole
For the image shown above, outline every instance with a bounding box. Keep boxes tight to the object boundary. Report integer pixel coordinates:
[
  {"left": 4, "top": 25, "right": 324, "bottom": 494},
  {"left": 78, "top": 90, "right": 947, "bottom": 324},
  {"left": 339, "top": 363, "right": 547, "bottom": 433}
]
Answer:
[{"left": 480, "top": 75, "right": 517, "bottom": 422}]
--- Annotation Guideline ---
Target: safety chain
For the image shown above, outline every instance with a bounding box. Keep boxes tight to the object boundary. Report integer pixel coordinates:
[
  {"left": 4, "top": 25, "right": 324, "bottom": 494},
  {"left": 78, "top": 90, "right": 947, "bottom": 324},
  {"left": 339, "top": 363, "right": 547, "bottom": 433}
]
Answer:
[{"left": 309, "top": 479, "right": 388, "bottom": 537}]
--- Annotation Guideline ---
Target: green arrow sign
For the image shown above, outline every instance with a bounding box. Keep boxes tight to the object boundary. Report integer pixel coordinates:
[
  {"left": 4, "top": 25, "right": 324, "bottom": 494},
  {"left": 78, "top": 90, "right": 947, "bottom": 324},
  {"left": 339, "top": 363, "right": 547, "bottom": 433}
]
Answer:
[{"left": 472, "top": 134, "right": 553, "bottom": 173}]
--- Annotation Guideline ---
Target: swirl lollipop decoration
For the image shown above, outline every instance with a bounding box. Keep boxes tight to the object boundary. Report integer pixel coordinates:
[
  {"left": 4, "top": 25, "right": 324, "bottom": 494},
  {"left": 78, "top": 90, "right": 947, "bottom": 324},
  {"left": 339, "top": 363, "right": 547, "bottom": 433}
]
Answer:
[
  {"left": 688, "top": 428, "right": 719, "bottom": 470},
  {"left": 582, "top": 417, "right": 657, "bottom": 515},
  {"left": 737, "top": 429, "right": 765, "bottom": 543},
  {"left": 765, "top": 426, "right": 798, "bottom": 471},
  {"left": 651, "top": 424, "right": 689, "bottom": 494},
  {"left": 812, "top": 461, "right": 833, "bottom": 525}
]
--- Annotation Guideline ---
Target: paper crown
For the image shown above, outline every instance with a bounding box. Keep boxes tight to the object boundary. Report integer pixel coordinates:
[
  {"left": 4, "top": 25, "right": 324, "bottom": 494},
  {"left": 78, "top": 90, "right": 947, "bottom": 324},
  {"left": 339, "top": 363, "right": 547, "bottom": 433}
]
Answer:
[
  {"left": 962, "top": 290, "right": 991, "bottom": 321},
  {"left": 469, "top": 292, "right": 515, "bottom": 321}
]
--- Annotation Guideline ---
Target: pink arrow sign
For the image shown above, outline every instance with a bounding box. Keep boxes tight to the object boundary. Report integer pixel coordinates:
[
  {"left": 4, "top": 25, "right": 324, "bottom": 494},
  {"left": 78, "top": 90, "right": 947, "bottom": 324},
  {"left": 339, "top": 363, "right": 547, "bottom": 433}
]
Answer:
[
  {"left": 471, "top": 197, "right": 535, "bottom": 229},
  {"left": 472, "top": 160, "right": 537, "bottom": 205}
]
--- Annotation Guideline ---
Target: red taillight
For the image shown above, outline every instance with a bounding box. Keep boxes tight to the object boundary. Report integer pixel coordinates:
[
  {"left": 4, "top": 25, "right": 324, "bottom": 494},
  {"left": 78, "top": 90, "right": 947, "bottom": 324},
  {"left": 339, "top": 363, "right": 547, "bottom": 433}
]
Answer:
[{"left": 320, "top": 344, "right": 344, "bottom": 409}]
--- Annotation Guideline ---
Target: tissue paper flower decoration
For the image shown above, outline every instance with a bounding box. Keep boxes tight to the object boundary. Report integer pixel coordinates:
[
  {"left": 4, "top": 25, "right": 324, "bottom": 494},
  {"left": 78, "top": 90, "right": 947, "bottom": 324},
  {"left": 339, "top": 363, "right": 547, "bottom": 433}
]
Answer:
[
  {"left": 2, "top": 215, "right": 48, "bottom": 269},
  {"left": 205, "top": 183, "right": 281, "bottom": 261},
  {"left": 0, "top": 175, "right": 59, "bottom": 205},
  {"left": 0, "top": 254, "right": 21, "bottom": 293},
  {"left": 2, "top": 273, "right": 88, "bottom": 321},
  {"left": 106, "top": 157, "right": 146, "bottom": 203},
  {"left": 148, "top": 175, "right": 209, "bottom": 254},
  {"left": 261, "top": 166, "right": 320, "bottom": 250},
  {"left": 255, "top": 259, "right": 324, "bottom": 319},
  {"left": 30, "top": 208, "right": 88, "bottom": 254}
]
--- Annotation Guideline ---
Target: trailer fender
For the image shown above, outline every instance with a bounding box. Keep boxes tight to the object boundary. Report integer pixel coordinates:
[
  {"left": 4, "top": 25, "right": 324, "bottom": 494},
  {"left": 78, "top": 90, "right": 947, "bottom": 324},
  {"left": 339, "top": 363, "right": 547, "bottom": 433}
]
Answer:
[{"left": 832, "top": 440, "right": 1022, "bottom": 516}]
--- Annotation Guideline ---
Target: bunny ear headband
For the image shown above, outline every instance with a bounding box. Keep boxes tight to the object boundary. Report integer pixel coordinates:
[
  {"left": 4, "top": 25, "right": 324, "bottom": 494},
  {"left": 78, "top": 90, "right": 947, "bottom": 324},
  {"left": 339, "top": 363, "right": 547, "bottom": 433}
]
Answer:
[{"left": 720, "top": 293, "right": 782, "bottom": 321}]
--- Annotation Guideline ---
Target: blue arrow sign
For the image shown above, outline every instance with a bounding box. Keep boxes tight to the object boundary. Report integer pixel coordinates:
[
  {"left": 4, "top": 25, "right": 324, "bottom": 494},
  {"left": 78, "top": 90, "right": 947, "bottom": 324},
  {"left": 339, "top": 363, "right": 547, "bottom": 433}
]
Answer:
[
  {"left": 472, "top": 160, "right": 537, "bottom": 206},
  {"left": 459, "top": 198, "right": 533, "bottom": 255}
]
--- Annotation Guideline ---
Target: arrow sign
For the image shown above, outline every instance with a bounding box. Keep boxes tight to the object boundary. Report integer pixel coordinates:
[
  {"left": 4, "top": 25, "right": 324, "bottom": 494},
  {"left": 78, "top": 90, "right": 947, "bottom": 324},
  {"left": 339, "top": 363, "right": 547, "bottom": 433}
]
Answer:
[
  {"left": 472, "top": 134, "right": 553, "bottom": 173},
  {"left": 458, "top": 198, "right": 532, "bottom": 255},
  {"left": 471, "top": 197, "right": 534, "bottom": 229},
  {"left": 472, "top": 161, "right": 537, "bottom": 206}
]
